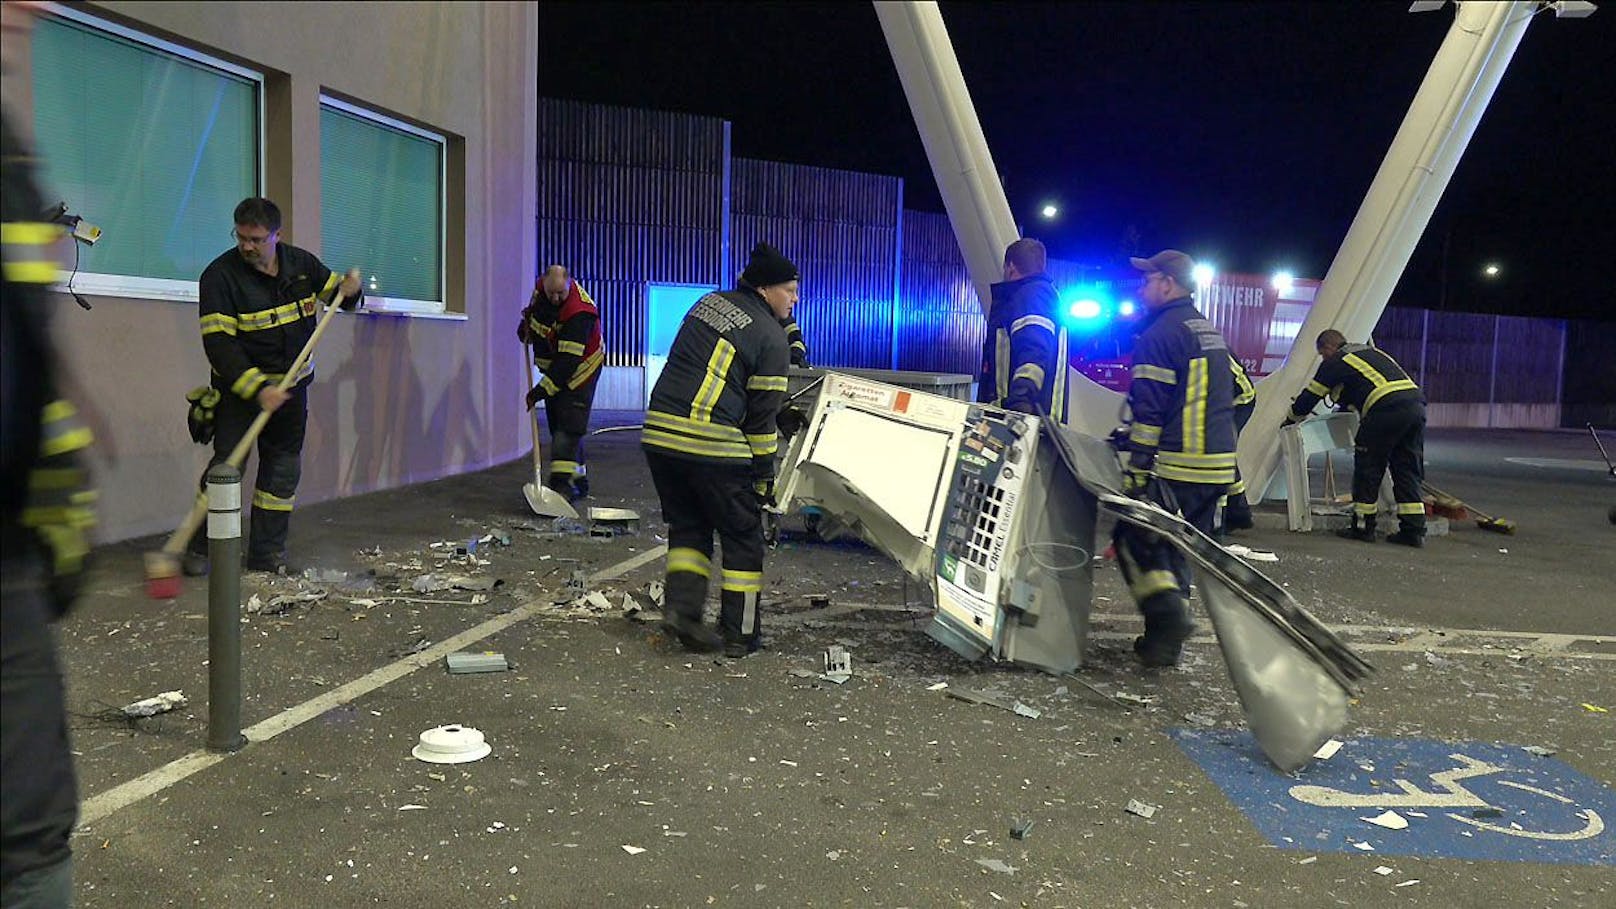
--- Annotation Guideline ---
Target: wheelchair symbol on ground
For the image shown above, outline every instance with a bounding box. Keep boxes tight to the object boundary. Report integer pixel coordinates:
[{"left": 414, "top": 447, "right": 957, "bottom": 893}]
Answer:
[{"left": 1173, "top": 730, "right": 1616, "bottom": 865}]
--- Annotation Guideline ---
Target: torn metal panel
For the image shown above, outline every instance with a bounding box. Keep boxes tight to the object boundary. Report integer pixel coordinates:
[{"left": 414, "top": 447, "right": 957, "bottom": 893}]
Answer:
[{"left": 776, "top": 372, "right": 1375, "bottom": 770}]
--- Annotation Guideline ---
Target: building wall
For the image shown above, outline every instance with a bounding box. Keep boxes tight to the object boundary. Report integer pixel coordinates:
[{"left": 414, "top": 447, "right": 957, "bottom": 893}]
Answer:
[
  {"left": 895, "top": 210, "right": 981, "bottom": 375},
  {"left": 39, "top": 1, "right": 539, "bottom": 542},
  {"left": 536, "top": 98, "right": 727, "bottom": 408},
  {"left": 728, "top": 158, "right": 902, "bottom": 370}
]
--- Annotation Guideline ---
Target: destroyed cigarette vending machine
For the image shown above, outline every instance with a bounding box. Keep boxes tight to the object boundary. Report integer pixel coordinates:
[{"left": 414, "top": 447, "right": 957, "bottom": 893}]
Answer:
[{"left": 774, "top": 373, "right": 1097, "bottom": 674}]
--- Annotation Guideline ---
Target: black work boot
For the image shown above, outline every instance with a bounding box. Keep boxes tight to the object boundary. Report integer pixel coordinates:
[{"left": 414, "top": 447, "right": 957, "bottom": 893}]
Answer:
[
  {"left": 662, "top": 611, "right": 722, "bottom": 654},
  {"left": 547, "top": 473, "right": 581, "bottom": 504},
  {"left": 1133, "top": 594, "right": 1194, "bottom": 668},
  {"left": 1336, "top": 514, "right": 1377, "bottom": 543},
  {"left": 1224, "top": 496, "right": 1254, "bottom": 532},
  {"left": 1386, "top": 525, "right": 1425, "bottom": 548}
]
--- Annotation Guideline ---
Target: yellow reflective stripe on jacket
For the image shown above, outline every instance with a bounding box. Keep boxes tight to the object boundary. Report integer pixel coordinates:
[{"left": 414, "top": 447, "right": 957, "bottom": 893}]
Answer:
[
  {"left": 237, "top": 300, "right": 307, "bottom": 332},
  {"left": 1052, "top": 328, "right": 1068, "bottom": 420},
  {"left": 722, "top": 568, "right": 764, "bottom": 593},
  {"left": 746, "top": 432, "right": 778, "bottom": 457},
  {"left": 318, "top": 271, "right": 341, "bottom": 301},
  {"left": 1132, "top": 363, "right": 1177, "bottom": 385},
  {"left": 1364, "top": 379, "right": 1419, "bottom": 413},
  {"left": 1, "top": 221, "right": 63, "bottom": 284},
  {"left": 1010, "top": 314, "right": 1055, "bottom": 335},
  {"left": 1155, "top": 449, "right": 1237, "bottom": 485},
  {"left": 550, "top": 460, "right": 579, "bottom": 477},
  {"left": 556, "top": 340, "right": 586, "bottom": 356},
  {"left": 690, "top": 338, "right": 737, "bottom": 422},
  {"left": 568, "top": 348, "right": 604, "bottom": 388},
  {"left": 1129, "top": 422, "right": 1162, "bottom": 446},
  {"left": 1182, "top": 357, "right": 1209, "bottom": 454},
  {"left": 1012, "top": 363, "right": 1045, "bottom": 389},
  {"left": 1396, "top": 502, "right": 1426, "bottom": 515},
  {"left": 645, "top": 410, "right": 746, "bottom": 442},
  {"left": 233, "top": 367, "right": 269, "bottom": 399},
  {"left": 667, "top": 547, "right": 711, "bottom": 578},
  {"left": 252, "top": 489, "right": 295, "bottom": 512},
  {"left": 642, "top": 429, "right": 752, "bottom": 460},
  {"left": 201, "top": 313, "right": 239, "bottom": 337},
  {"left": 745, "top": 375, "right": 788, "bottom": 392},
  {"left": 1231, "top": 360, "right": 1256, "bottom": 406},
  {"left": 994, "top": 329, "right": 1011, "bottom": 403},
  {"left": 1306, "top": 379, "right": 1330, "bottom": 397}
]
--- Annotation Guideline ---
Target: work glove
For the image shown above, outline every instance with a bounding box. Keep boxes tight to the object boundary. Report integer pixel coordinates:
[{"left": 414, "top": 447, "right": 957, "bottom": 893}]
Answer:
[
  {"left": 1122, "top": 467, "right": 1156, "bottom": 500},
  {"left": 1107, "top": 424, "right": 1131, "bottom": 451},
  {"left": 525, "top": 382, "right": 548, "bottom": 411},
  {"left": 517, "top": 311, "right": 535, "bottom": 345},
  {"left": 753, "top": 478, "right": 776, "bottom": 511},
  {"left": 23, "top": 400, "right": 98, "bottom": 618},
  {"left": 776, "top": 406, "right": 806, "bottom": 440},
  {"left": 185, "top": 386, "right": 220, "bottom": 445},
  {"left": 1282, "top": 412, "right": 1303, "bottom": 427}
]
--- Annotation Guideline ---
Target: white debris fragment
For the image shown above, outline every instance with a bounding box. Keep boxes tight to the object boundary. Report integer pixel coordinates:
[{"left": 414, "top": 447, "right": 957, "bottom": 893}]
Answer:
[
  {"left": 1353, "top": 842, "right": 1376, "bottom": 851},
  {"left": 1522, "top": 745, "right": 1557, "bottom": 757},
  {"left": 1373, "top": 866, "right": 1395, "bottom": 876},
  {"left": 121, "top": 690, "right": 188, "bottom": 718},
  {"left": 1312, "top": 739, "right": 1344, "bottom": 761},
  {"left": 1297, "top": 856, "right": 1318, "bottom": 865},
  {"left": 779, "top": 760, "right": 798, "bottom": 767},
  {"left": 1124, "top": 800, "right": 1158, "bottom": 819},
  {"left": 1396, "top": 880, "right": 1421, "bottom": 888},
  {"left": 398, "top": 804, "right": 428, "bottom": 811},
  {"left": 825, "top": 850, "right": 841, "bottom": 861},
  {"left": 1113, "top": 692, "right": 1156, "bottom": 707},
  {"left": 926, "top": 682, "right": 949, "bottom": 691},
  {"left": 1362, "top": 810, "right": 1409, "bottom": 830},
  {"left": 975, "top": 858, "right": 1018, "bottom": 875},
  {"left": 621, "top": 845, "right": 646, "bottom": 855}
]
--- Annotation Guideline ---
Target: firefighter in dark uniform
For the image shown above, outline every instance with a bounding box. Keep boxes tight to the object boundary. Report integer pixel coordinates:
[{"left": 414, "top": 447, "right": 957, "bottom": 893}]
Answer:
[
  {"left": 1116, "top": 250, "right": 1238, "bottom": 667},
  {"left": 520, "top": 265, "right": 603, "bottom": 501},
  {"left": 1222, "top": 357, "right": 1257, "bottom": 532},
  {"left": 1288, "top": 329, "right": 1426, "bottom": 547},
  {"left": 643, "top": 243, "right": 793, "bottom": 658},
  {"left": 977, "top": 238, "right": 1070, "bottom": 418},
  {"left": 3, "top": 103, "right": 96, "bottom": 908},
  {"left": 182, "top": 197, "right": 362, "bottom": 576}
]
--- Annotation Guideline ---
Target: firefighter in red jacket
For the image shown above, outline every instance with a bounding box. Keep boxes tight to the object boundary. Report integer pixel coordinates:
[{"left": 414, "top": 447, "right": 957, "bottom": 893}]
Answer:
[{"left": 519, "top": 266, "right": 603, "bottom": 501}]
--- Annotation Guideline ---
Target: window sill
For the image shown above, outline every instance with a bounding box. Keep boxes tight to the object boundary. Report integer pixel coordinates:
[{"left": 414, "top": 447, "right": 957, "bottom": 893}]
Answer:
[
  {"left": 345, "top": 306, "right": 468, "bottom": 322},
  {"left": 50, "top": 275, "right": 467, "bottom": 321}
]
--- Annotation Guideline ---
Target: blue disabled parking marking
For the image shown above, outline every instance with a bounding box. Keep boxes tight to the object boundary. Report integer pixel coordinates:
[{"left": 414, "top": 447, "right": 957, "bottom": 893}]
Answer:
[{"left": 1172, "top": 729, "right": 1615, "bottom": 866}]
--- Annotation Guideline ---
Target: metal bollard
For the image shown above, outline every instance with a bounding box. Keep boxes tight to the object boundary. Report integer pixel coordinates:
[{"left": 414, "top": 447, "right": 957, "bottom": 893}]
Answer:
[{"left": 206, "top": 463, "right": 247, "bottom": 753}]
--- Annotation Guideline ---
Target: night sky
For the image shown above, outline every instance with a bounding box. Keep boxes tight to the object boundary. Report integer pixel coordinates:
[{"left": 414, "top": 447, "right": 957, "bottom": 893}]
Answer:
[{"left": 539, "top": 1, "right": 1614, "bottom": 321}]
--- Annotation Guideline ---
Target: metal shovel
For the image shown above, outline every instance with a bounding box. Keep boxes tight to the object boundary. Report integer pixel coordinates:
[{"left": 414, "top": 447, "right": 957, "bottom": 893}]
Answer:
[{"left": 523, "top": 344, "right": 578, "bottom": 519}]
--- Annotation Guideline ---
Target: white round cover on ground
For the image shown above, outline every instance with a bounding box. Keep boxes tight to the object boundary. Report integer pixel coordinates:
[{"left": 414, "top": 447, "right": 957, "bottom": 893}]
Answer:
[{"left": 412, "top": 724, "right": 492, "bottom": 764}]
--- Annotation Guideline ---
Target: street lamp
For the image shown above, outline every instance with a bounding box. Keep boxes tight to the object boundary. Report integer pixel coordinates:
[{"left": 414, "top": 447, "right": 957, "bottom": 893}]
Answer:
[
  {"left": 1482, "top": 262, "right": 1501, "bottom": 278},
  {"left": 1040, "top": 203, "right": 1059, "bottom": 219},
  {"left": 1271, "top": 270, "right": 1295, "bottom": 294}
]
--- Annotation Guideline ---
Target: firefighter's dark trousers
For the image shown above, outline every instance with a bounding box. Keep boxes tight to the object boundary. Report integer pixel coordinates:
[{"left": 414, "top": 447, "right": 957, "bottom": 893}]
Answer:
[
  {"left": 187, "top": 383, "right": 307, "bottom": 563},
  {"left": 646, "top": 452, "right": 765, "bottom": 649},
  {"left": 543, "top": 383, "right": 596, "bottom": 492},
  {"left": 1352, "top": 398, "right": 1426, "bottom": 535},
  {"left": 1114, "top": 479, "right": 1223, "bottom": 632}
]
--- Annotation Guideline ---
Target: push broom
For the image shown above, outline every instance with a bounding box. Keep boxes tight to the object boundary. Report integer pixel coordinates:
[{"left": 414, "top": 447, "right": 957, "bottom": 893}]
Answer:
[
  {"left": 144, "top": 276, "right": 355, "bottom": 598},
  {"left": 1422, "top": 482, "right": 1517, "bottom": 535}
]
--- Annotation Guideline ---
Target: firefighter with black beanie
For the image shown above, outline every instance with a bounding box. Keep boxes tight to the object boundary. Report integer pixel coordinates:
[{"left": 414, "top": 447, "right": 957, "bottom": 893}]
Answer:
[{"left": 643, "top": 243, "right": 794, "bottom": 657}]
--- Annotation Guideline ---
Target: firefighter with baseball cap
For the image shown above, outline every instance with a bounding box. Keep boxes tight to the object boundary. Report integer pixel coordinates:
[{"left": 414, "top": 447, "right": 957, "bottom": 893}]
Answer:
[
  {"left": 519, "top": 265, "right": 604, "bottom": 501},
  {"left": 1114, "top": 249, "right": 1238, "bottom": 667},
  {"left": 643, "top": 243, "right": 794, "bottom": 658}
]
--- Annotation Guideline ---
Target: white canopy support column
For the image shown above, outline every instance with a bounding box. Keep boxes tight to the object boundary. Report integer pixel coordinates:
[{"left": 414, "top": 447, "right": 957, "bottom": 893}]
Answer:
[
  {"left": 875, "top": 0, "right": 1125, "bottom": 436},
  {"left": 1243, "top": 1, "right": 1540, "bottom": 502}
]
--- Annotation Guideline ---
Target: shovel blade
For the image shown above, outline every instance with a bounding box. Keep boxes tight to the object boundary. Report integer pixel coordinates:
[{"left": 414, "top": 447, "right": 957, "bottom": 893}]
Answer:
[{"left": 524, "top": 481, "right": 578, "bottom": 519}]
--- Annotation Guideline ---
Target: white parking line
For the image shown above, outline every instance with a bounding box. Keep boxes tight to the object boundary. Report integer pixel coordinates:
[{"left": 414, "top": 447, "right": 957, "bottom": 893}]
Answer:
[{"left": 77, "top": 544, "right": 669, "bottom": 828}]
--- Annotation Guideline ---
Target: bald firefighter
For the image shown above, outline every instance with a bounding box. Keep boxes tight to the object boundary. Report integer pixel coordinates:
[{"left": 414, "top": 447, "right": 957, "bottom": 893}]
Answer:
[{"left": 519, "top": 265, "right": 603, "bottom": 502}]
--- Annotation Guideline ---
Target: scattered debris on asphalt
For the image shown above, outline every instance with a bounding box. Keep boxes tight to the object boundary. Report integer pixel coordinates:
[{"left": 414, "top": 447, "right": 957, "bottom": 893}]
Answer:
[
  {"left": 1373, "top": 865, "right": 1395, "bottom": 876},
  {"left": 1124, "top": 799, "right": 1158, "bottom": 820},
  {"left": 446, "top": 652, "right": 510, "bottom": 674},
  {"left": 975, "top": 858, "right": 1017, "bottom": 875},
  {"left": 821, "top": 645, "right": 852, "bottom": 684},
  {"left": 621, "top": 845, "right": 646, "bottom": 856},
  {"left": 1521, "top": 744, "right": 1557, "bottom": 757},
  {"left": 411, "top": 725, "right": 491, "bottom": 764},
  {"left": 120, "top": 690, "right": 187, "bottom": 718},
  {"left": 944, "top": 687, "right": 1040, "bottom": 718},
  {"left": 1313, "top": 739, "right": 1344, "bottom": 760},
  {"left": 1361, "top": 810, "right": 1409, "bottom": 830},
  {"left": 1009, "top": 818, "right": 1034, "bottom": 840}
]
